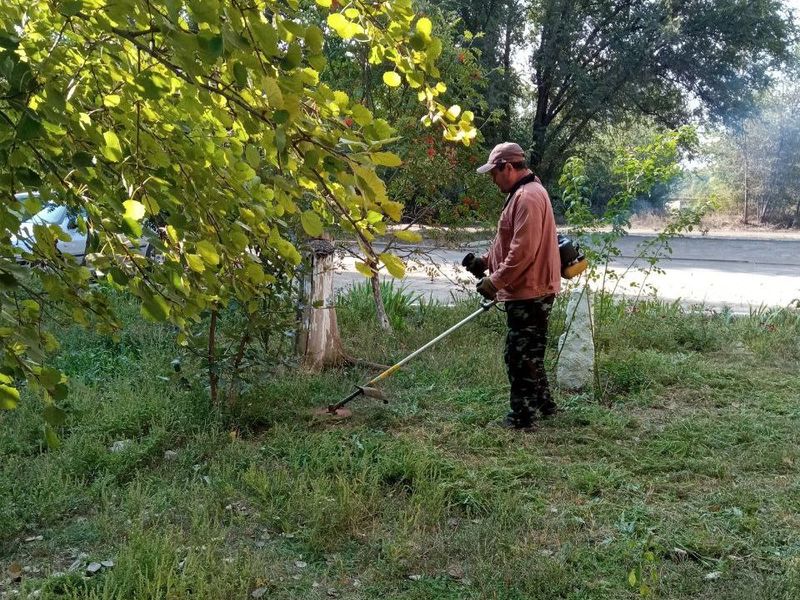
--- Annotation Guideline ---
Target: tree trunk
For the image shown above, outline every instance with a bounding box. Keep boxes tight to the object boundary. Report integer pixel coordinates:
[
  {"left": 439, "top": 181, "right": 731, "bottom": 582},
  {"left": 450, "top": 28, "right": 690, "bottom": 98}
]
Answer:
[
  {"left": 743, "top": 131, "right": 749, "bottom": 225},
  {"left": 298, "top": 238, "right": 345, "bottom": 371},
  {"left": 371, "top": 271, "right": 392, "bottom": 331},
  {"left": 499, "top": 0, "right": 515, "bottom": 141}
]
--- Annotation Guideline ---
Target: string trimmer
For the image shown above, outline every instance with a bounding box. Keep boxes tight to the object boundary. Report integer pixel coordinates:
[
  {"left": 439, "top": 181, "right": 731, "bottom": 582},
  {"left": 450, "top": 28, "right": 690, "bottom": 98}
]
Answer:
[{"left": 315, "top": 300, "right": 497, "bottom": 418}]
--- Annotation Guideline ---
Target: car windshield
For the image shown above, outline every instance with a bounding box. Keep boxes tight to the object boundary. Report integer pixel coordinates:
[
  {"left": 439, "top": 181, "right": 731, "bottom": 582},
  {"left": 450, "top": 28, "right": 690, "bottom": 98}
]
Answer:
[{"left": 30, "top": 203, "right": 66, "bottom": 225}]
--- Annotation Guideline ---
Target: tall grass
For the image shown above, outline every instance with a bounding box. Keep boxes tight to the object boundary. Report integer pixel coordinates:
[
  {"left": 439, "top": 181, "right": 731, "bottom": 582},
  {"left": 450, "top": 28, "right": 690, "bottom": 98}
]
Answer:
[{"left": 337, "top": 279, "right": 430, "bottom": 331}]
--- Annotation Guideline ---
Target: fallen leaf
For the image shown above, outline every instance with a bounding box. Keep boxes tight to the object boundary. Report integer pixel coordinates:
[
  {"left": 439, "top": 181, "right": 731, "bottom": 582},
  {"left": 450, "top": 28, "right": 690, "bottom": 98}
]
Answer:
[
  {"left": 251, "top": 587, "right": 268, "bottom": 599},
  {"left": 86, "top": 562, "right": 103, "bottom": 575},
  {"left": 101, "top": 560, "right": 114, "bottom": 568},
  {"left": 408, "top": 574, "right": 422, "bottom": 581},
  {"left": 294, "top": 560, "right": 307, "bottom": 569},
  {"left": 705, "top": 571, "right": 722, "bottom": 581},
  {"left": 8, "top": 562, "right": 23, "bottom": 581},
  {"left": 446, "top": 563, "right": 464, "bottom": 579},
  {"left": 24, "top": 535, "right": 44, "bottom": 543}
]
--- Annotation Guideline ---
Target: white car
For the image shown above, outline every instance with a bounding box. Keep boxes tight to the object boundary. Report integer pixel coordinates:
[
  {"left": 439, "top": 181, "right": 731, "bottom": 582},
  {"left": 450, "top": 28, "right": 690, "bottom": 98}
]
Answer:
[{"left": 11, "top": 192, "right": 156, "bottom": 264}]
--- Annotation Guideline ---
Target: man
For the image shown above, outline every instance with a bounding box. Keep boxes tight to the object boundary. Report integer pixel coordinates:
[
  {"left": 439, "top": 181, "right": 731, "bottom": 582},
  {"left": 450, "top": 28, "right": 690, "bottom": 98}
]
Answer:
[{"left": 463, "top": 142, "right": 561, "bottom": 431}]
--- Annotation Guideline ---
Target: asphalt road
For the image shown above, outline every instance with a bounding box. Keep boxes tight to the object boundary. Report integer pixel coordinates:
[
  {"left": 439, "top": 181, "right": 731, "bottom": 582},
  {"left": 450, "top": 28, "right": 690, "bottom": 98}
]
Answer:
[{"left": 333, "top": 233, "right": 800, "bottom": 312}]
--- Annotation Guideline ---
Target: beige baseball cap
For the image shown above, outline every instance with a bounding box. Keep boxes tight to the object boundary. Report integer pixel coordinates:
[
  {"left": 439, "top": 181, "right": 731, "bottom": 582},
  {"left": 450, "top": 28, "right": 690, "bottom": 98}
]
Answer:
[{"left": 476, "top": 142, "right": 526, "bottom": 174}]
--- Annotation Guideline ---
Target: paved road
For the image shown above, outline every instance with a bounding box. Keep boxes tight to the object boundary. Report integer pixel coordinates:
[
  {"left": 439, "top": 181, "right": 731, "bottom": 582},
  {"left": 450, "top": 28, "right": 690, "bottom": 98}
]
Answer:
[{"left": 333, "top": 234, "right": 800, "bottom": 312}]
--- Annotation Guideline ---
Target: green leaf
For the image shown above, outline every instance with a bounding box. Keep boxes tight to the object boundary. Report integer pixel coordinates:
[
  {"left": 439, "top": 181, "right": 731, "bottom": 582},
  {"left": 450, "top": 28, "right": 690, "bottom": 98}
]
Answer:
[
  {"left": 300, "top": 210, "right": 324, "bottom": 237},
  {"left": 281, "top": 43, "right": 302, "bottom": 69},
  {"left": 305, "top": 26, "right": 324, "bottom": 53},
  {"left": 315, "top": 0, "right": 331, "bottom": 5},
  {"left": 354, "top": 261, "right": 374, "bottom": 278},
  {"left": 245, "top": 262, "right": 266, "bottom": 284},
  {"left": 72, "top": 151, "right": 94, "bottom": 168},
  {"left": 123, "top": 217, "right": 142, "bottom": 238},
  {"left": 394, "top": 229, "right": 422, "bottom": 243},
  {"left": 197, "top": 33, "right": 224, "bottom": 61},
  {"left": 383, "top": 71, "right": 402, "bottom": 87},
  {"left": 0, "top": 384, "right": 19, "bottom": 410},
  {"left": 60, "top": 0, "right": 84, "bottom": 17},
  {"left": 186, "top": 253, "right": 206, "bottom": 273},
  {"left": 141, "top": 292, "right": 171, "bottom": 321},
  {"left": 196, "top": 240, "right": 220, "bottom": 266},
  {"left": 0, "top": 33, "right": 19, "bottom": 49},
  {"left": 233, "top": 61, "right": 248, "bottom": 86},
  {"left": 327, "top": 13, "right": 362, "bottom": 39},
  {"left": 446, "top": 105, "right": 462, "bottom": 120},
  {"left": 17, "top": 112, "right": 44, "bottom": 141},
  {"left": 327, "top": 13, "right": 348, "bottom": 36},
  {"left": 273, "top": 237, "right": 301, "bottom": 265},
  {"left": 103, "top": 94, "right": 121, "bottom": 108},
  {"left": 43, "top": 404, "right": 67, "bottom": 427},
  {"left": 44, "top": 424, "right": 60, "bottom": 449},
  {"left": 380, "top": 252, "right": 406, "bottom": 278},
  {"left": 51, "top": 383, "right": 68, "bottom": 402},
  {"left": 416, "top": 17, "right": 432, "bottom": 37},
  {"left": 245, "top": 144, "right": 260, "bottom": 168},
  {"left": 351, "top": 104, "right": 373, "bottom": 126},
  {"left": 371, "top": 152, "right": 402, "bottom": 167},
  {"left": 264, "top": 77, "right": 284, "bottom": 109},
  {"left": 37, "top": 367, "right": 61, "bottom": 388},
  {"left": 102, "top": 130, "right": 123, "bottom": 162},
  {"left": 628, "top": 570, "right": 637, "bottom": 587},
  {"left": 382, "top": 200, "right": 404, "bottom": 221},
  {"left": 123, "top": 199, "right": 146, "bottom": 221}
]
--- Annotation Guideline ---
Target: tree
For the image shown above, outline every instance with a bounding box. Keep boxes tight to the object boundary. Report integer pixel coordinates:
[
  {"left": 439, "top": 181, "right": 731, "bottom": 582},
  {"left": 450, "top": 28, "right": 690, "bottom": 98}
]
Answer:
[
  {"left": 703, "top": 79, "right": 800, "bottom": 228},
  {"left": 528, "top": 0, "right": 795, "bottom": 184},
  {"left": 434, "top": 0, "right": 526, "bottom": 144},
  {"left": 0, "top": 0, "right": 476, "bottom": 430}
]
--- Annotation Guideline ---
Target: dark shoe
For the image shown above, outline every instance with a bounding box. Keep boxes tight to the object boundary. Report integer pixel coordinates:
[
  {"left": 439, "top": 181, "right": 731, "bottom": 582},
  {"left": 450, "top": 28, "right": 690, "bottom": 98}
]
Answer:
[
  {"left": 539, "top": 406, "right": 560, "bottom": 420},
  {"left": 497, "top": 415, "right": 538, "bottom": 432}
]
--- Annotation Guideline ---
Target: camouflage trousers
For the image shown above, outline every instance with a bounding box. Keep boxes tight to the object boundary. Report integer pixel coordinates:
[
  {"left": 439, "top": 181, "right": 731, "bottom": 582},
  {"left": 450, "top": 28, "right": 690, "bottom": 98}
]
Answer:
[{"left": 504, "top": 296, "right": 556, "bottom": 425}]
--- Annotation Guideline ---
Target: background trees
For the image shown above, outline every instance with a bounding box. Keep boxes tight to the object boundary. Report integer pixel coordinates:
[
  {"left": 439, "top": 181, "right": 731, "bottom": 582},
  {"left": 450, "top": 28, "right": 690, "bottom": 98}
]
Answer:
[
  {"left": 525, "top": 0, "right": 794, "bottom": 184},
  {"left": 698, "top": 79, "right": 800, "bottom": 227}
]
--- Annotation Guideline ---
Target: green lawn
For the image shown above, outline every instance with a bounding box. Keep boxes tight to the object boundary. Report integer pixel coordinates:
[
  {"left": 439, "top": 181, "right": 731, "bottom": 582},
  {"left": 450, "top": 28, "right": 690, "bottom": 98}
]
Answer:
[{"left": 1, "top": 293, "right": 799, "bottom": 599}]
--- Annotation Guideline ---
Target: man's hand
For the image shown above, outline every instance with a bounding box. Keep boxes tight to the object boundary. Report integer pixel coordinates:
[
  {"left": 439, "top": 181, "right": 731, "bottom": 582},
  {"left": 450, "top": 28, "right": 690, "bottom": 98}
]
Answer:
[
  {"left": 476, "top": 277, "right": 497, "bottom": 300},
  {"left": 461, "top": 253, "right": 487, "bottom": 279}
]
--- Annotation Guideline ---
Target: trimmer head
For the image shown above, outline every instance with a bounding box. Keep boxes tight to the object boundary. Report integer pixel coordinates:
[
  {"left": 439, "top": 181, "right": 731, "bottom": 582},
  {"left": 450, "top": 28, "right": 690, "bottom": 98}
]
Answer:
[
  {"left": 312, "top": 405, "right": 353, "bottom": 419},
  {"left": 311, "top": 385, "right": 387, "bottom": 419}
]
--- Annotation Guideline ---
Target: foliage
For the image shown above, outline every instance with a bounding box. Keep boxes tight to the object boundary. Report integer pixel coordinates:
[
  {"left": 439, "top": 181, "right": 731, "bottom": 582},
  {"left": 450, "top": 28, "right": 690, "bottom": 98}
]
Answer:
[
  {"left": 0, "top": 0, "right": 477, "bottom": 421},
  {"left": 322, "top": 7, "right": 500, "bottom": 224},
  {"left": 435, "top": 0, "right": 526, "bottom": 144},
  {"left": 699, "top": 77, "right": 800, "bottom": 228},
  {"left": 526, "top": 0, "right": 795, "bottom": 183}
]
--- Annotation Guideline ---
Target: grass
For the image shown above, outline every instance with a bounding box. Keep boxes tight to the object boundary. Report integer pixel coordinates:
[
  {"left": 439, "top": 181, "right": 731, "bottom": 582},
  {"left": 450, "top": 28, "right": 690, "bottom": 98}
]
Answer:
[{"left": 1, "top": 292, "right": 799, "bottom": 599}]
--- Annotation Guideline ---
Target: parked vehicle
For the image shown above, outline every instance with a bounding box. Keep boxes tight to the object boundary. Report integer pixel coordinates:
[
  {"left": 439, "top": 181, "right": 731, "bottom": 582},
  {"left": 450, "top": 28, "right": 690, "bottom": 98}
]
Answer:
[{"left": 10, "top": 192, "right": 157, "bottom": 264}]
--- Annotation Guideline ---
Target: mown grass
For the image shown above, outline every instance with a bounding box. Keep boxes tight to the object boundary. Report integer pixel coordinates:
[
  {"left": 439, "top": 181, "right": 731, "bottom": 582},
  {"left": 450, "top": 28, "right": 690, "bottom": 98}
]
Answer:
[{"left": 1, "top": 291, "right": 799, "bottom": 599}]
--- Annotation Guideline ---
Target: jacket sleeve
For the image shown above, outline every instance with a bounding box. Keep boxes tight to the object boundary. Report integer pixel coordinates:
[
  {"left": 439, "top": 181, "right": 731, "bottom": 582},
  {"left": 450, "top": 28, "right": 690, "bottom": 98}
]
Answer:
[{"left": 489, "top": 193, "right": 543, "bottom": 290}]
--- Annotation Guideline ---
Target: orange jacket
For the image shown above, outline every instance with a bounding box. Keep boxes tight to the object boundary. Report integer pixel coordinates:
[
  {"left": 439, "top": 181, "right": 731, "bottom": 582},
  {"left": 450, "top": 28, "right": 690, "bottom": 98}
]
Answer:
[{"left": 483, "top": 175, "right": 561, "bottom": 301}]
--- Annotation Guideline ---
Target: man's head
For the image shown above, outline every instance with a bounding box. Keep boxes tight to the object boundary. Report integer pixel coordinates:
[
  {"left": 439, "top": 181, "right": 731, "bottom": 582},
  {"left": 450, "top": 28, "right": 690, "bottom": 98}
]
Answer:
[{"left": 476, "top": 142, "right": 531, "bottom": 193}]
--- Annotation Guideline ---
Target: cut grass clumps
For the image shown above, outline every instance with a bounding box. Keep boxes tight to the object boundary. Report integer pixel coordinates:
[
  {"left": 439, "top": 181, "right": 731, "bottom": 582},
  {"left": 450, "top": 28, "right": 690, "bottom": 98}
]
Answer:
[{"left": 1, "top": 294, "right": 799, "bottom": 598}]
